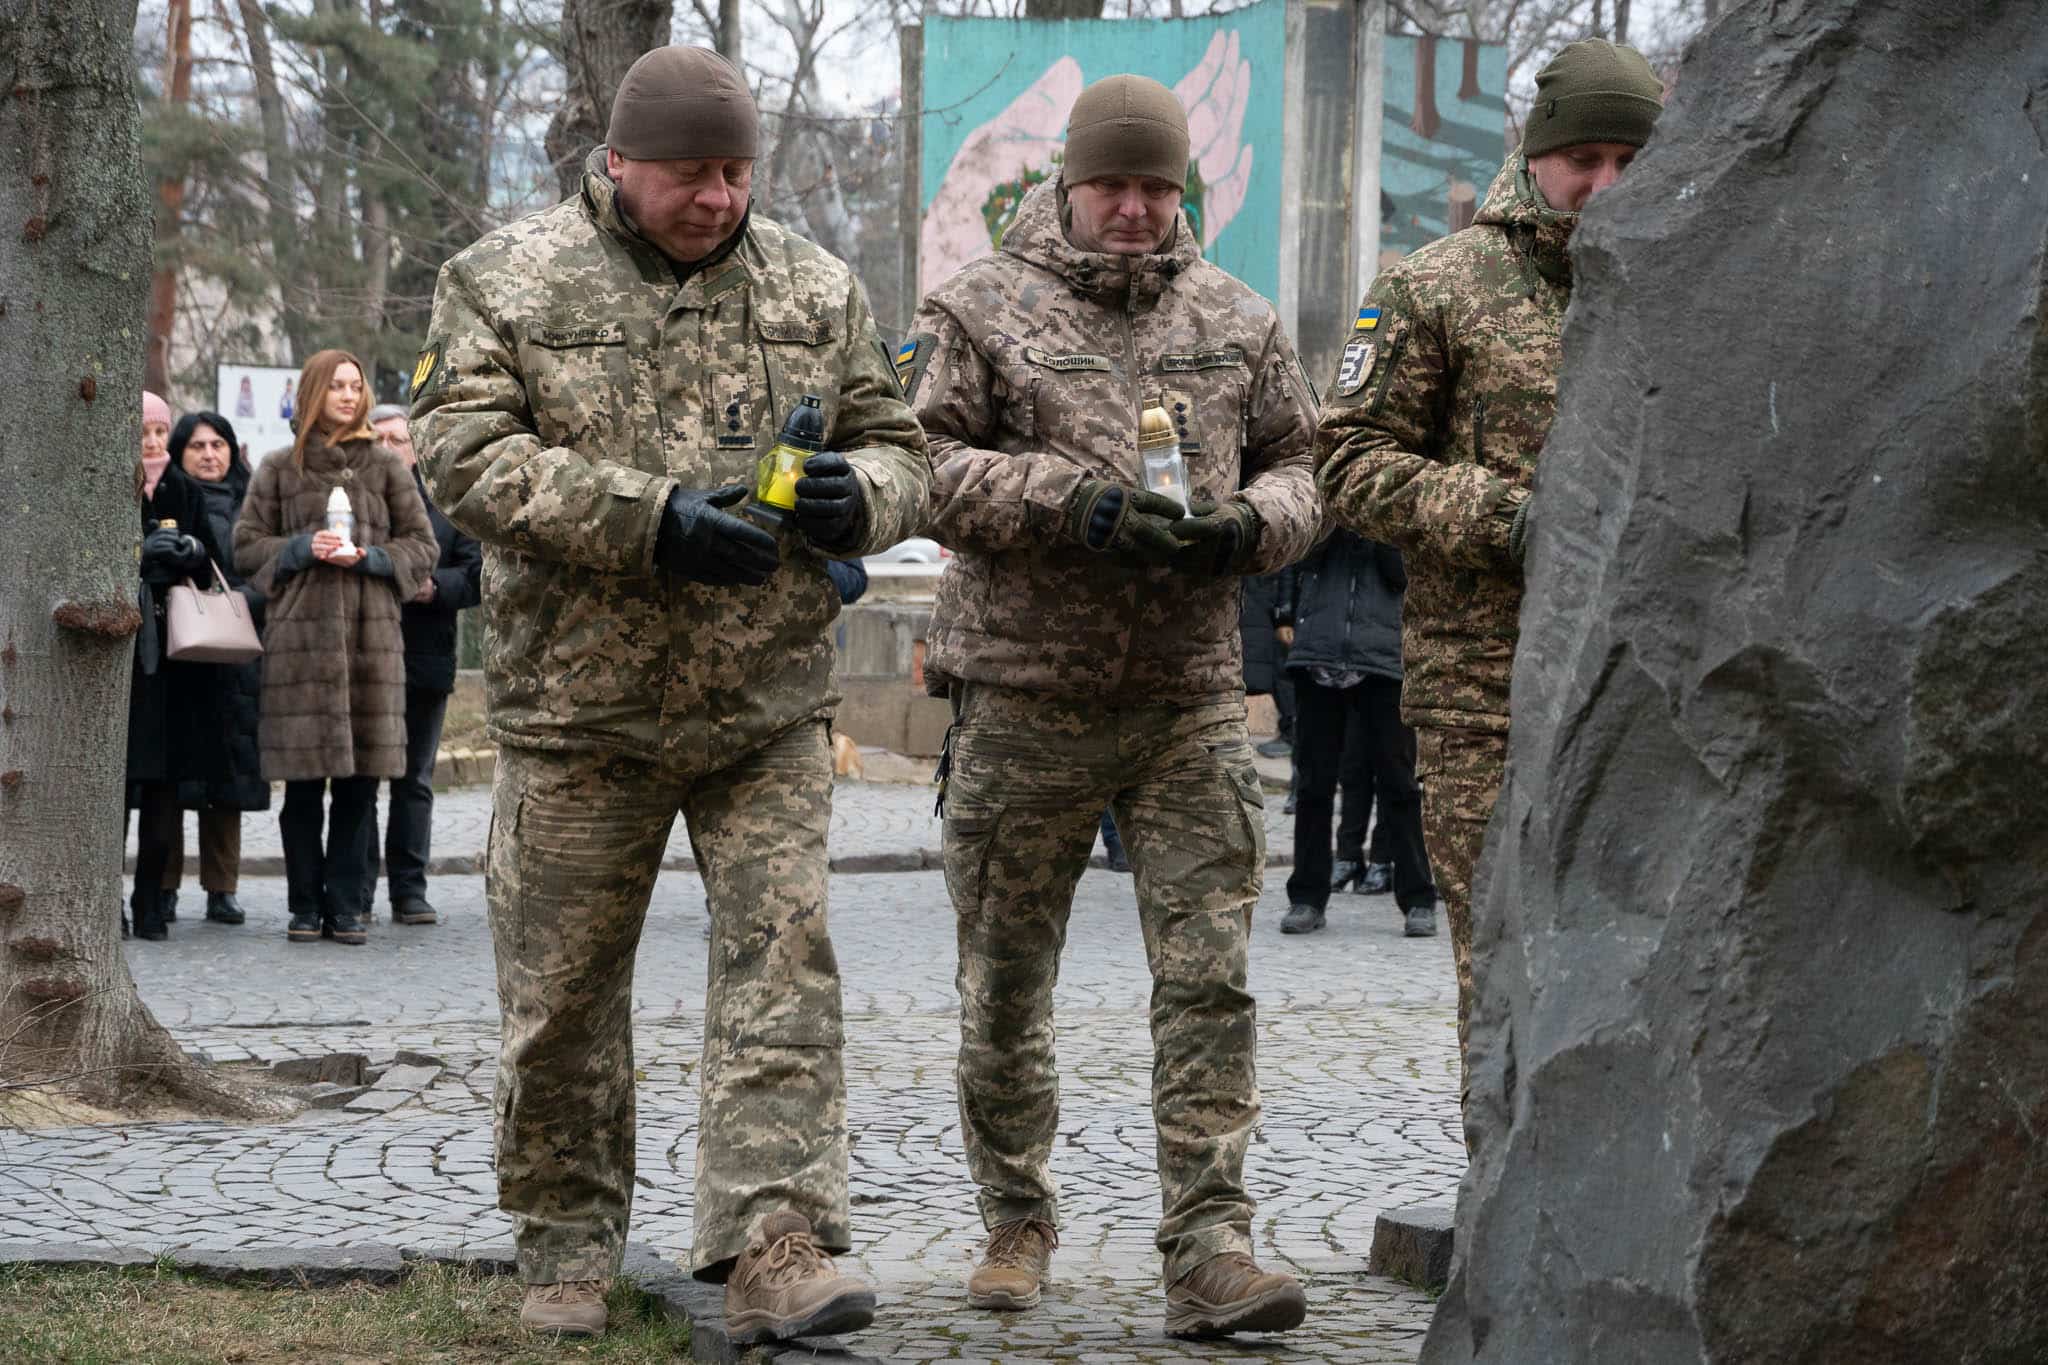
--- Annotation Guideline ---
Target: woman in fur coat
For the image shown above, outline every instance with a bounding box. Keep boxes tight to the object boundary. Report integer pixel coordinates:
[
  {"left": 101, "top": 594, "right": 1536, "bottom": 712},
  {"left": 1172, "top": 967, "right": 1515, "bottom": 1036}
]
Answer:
[{"left": 234, "top": 349, "right": 438, "bottom": 944}]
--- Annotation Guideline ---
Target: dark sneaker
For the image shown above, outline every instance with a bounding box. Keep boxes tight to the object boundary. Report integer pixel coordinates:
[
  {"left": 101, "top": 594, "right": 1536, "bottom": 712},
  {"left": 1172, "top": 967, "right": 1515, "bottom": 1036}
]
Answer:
[
  {"left": 1404, "top": 904, "right": 1438, "bottom": 937},
  {"left": 1279, "top": 903, "right": 1326, "bottom": 935},
  {"left": 1254, "top": 737, "right": 1292, "bottom": 759},
  {"left": 725, "top": 1212, "right": 875, "bottom": 1345},
  {"left": 519, "top": 1279, "right": 608, "bottom": 1338},
  {"left": 1330, "top": 859, "right": 1363, "bottom": 892},
  {"left": 205, "top": 892, "right": 245, "bottom": 925},
  {"left": 1165, "top": 1252, "right": 1307, "bottom": 1338},
  {"left": 132, "top": 889, "right": 169, "bottom": 943},
  {"left": 160, "top": 890, "right": 178, "bottom": 923},
  {"left": 1358, "top": 862, "right": 1394, "bottom": 895},
  {"left": 391, "top": 897, "right": 438, "bottom": 926},
  {"left": 327, "top": 909, "right": 368, "bottom": 946},
  {"left": 967, "top": 1217, "right": 1057, "bottom": 1311},
  {"left": 287, "top": 909, "right": 323, "bottom": 942}
]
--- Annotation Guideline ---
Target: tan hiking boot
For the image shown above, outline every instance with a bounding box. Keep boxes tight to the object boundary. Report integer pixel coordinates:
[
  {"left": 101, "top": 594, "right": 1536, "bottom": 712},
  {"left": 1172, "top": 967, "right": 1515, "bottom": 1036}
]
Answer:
[
  {"left": 724, "top": 1211, "right": 876, "bottom": 1345},
  {"left": 1165, "top": 1252, "right": 1307, "bottom": 1338},
  {"left": 519, "top": 1279, "right": 609, "bottom": 1338},
  {"left": 966, "top": 1216, "right": 1057, "bottom": 1310}
]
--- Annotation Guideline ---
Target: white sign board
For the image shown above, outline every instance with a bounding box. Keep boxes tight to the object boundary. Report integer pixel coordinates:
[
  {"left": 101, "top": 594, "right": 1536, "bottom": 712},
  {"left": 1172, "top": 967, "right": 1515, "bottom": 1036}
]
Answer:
[{"left": 214, "top": 363, "right": 301, "bottom": 466}]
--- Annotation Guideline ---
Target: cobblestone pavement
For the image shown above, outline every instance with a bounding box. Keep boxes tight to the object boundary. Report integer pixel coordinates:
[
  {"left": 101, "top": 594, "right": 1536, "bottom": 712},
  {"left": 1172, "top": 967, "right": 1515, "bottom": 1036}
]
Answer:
[
  {"left": 129, "top": 777, "right": 1299, "bottom": 876},
  {"left": 11, "top": 858, "right": 1460, "bottom": 1361}
]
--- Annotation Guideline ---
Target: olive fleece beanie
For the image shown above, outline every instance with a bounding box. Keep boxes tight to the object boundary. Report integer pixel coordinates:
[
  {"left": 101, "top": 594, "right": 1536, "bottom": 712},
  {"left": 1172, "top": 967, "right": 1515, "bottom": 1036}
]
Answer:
[
  {"left": 1061, "top": 74, "right": 1191, "bottom": 189},
  {"left": 1522, "top": 39, "right": 1664, "bottom": 158},
  {"left": 608, "top": 45, "right": 759, "bottom": 161}
]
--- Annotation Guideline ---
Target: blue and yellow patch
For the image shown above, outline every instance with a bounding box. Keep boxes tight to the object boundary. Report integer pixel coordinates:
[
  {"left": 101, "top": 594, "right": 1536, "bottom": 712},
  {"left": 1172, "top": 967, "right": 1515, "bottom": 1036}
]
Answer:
[
  {"left": 896, "top": 341, "right": 918, "bottom": 369},
  {"left": 1353, "top": 307, "right": 1382, "bottom": 333}
]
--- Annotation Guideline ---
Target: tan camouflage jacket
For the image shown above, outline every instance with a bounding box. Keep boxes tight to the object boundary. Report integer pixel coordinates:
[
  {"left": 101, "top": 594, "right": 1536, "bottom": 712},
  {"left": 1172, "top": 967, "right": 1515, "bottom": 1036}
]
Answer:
[
  {"left": 1314, "top": 150, "right": 1573, "bottom": 733},
  {"left": 907, "top": 180, "right": 1321, "bottom": 702},
  {"left": 411, "top": 149, "right": 931, "bottom": 774}
]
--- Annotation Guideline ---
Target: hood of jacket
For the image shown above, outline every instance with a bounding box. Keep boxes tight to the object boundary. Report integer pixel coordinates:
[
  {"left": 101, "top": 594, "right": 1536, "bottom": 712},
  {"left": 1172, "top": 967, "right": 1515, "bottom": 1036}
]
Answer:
[
  {"left": 997, "top": 178, "right": 1204, "bottom": 306},
  {"left": 1473, "top": 149, "right": 1576, "bottom": 291}
]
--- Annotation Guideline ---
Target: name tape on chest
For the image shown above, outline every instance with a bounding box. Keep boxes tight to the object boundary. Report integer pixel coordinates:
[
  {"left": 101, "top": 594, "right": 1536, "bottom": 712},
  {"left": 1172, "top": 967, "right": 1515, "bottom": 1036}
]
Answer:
[
  {"left": 1159, "top": 346, "right": 1246, "bottom": 373},
  {"left": 531, "top": 323, "right": 626, "bottom": 349},
  {"left": 1023, "top": 346, "right": 1114, "bottom": 374}
]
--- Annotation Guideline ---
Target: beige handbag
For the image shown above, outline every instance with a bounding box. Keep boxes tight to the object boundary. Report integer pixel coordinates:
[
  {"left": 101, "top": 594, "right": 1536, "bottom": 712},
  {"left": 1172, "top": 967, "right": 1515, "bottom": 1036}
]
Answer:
[{"left": 165, "top": 560, "right": 264, "bottom": 664}]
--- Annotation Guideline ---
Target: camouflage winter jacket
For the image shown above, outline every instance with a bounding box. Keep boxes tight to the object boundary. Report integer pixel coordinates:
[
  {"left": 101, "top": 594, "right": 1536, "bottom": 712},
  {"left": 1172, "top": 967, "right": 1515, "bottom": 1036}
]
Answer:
[
  {"left": 1314, "top": 150, "right": 1572, "bottom": 734},
  {"left": 908, "top": 179, "right": 1321, "bottom": 703},
  {"left": 411, "top": 149, "right": 930, "bottom": 774}
]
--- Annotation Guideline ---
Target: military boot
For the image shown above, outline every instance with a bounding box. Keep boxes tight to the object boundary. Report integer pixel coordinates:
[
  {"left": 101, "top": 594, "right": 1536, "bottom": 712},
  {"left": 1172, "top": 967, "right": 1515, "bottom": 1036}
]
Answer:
[
  {"left": 725, "top": 1211, "right": 875, "bottom": 1345},
  {"left": 1164, "top": 1252, "right": 1307, "bottom": 1338},
  {"left": 967, "top": 1216, "right": 1056, "bottom": 1310},
  {"left": 519, "top": 1279, "right": 609, "bottom": 1338}
]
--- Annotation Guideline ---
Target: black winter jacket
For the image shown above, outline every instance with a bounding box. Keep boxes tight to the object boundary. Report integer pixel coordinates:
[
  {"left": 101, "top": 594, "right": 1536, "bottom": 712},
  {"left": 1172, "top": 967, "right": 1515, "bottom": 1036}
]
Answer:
[
  {"left": 127, "top": 465, "right": 232, "bottom": 798},
  {"left": 400, "top": 469, "right": 483, "bottom": 694},
  {"left": 1239, "top": 571, "right": 1288, "bottom": 696},
  {"left": 173, "top": 471, "right": 270, "bottom": 812},
  {"left": 1277, "top": 530, "right": 1406, "bottom": 683}
]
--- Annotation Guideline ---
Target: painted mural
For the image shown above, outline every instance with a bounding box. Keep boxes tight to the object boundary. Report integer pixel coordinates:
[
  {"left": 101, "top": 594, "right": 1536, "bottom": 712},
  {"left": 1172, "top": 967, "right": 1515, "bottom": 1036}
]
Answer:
[
  {"left": 918, "top": 3, "right": 1284, "bottom": 300},
  {"left": 1379, "top": 33, "right": 1508, "bottom": 269}
]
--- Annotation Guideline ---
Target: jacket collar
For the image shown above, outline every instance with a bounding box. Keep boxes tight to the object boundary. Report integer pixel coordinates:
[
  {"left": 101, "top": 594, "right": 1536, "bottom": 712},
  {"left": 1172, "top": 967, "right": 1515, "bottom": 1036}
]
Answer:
[
  {"left": 999, "top": 179, "right": 1201, "bottom": 305},
  {"left": 1474, "top": 149, "right": 1576, "bottom": 292}
]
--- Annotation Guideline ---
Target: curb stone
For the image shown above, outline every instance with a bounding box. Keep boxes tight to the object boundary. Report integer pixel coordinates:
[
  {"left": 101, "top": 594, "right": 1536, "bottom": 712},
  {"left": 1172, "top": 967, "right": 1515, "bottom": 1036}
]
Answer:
[
  {"left": 1368, "top": 1202, "right": 1455, "bottom": 1291},
  {"left": 0, "top": 1240, "right": 882, "bottom": 1362}
]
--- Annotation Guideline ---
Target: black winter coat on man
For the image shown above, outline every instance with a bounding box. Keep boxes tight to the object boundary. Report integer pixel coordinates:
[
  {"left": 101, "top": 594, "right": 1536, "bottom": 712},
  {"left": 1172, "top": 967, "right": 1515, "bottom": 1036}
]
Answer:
[
  {"left": 1276, "top": 530, "right": 1406, "bottom": 682},
  {"left": 399, "top": 468, "right": 482, "bottom": 694}
]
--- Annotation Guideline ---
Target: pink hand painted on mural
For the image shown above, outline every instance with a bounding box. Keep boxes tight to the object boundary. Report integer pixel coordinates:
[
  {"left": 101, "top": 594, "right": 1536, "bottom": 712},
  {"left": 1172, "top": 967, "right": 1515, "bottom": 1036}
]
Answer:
[
  {"left": 920, "top": 57, "right": 1085, "bottom": 296},
  {"left": 1174, "top": 30, "right": 1255, "bottom": 250}
]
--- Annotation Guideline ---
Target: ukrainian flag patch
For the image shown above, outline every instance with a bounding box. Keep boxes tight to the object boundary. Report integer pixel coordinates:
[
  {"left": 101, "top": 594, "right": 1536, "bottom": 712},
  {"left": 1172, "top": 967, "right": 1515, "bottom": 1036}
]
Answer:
[{"left": 1354, "top": 307, "right": 1382, "bottom": 333}]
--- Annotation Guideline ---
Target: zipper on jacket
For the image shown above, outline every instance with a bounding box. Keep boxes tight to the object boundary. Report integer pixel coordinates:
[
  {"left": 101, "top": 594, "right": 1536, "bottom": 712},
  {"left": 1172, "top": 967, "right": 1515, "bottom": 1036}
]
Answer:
[
  {"left": 1473, "top": 397, "right": 1487, "bottom": 465},
  {"left": 1367, "top": 334, "right": 1407, "bottom": 417},
  {"left": 1108, "top": 275, "right": 1143, "bottom": 696}
]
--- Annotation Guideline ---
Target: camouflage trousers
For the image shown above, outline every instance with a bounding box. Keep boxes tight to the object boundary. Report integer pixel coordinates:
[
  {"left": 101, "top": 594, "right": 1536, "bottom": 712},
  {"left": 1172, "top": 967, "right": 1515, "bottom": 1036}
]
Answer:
[
  {"left": 487, "top": 723, "right": 848, "bottom": 1285},
  {"left": 941, "top": 684, "right": 1267, "bottom": 1284},
  {"left": 1415, "top": 725, "right": 1508, "bottom": 1132}
]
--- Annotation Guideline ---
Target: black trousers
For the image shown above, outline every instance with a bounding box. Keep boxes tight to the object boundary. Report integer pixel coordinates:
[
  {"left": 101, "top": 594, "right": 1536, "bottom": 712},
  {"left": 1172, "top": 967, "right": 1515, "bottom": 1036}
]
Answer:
[
  {"left": 130, "top": 783, "right": 181, "bottom": 918},
  {"left": 1334, "top": 717, "right": 1397, "bottom": 866},
  {"left": 280, "top": 775, "right": 378, "bottom": 918},
  {"left": 1284, "top": 674, "right": 1435, "bottom": 913},
  {"left": 364, "top": 684, "right": 448, "bottom": 903}
]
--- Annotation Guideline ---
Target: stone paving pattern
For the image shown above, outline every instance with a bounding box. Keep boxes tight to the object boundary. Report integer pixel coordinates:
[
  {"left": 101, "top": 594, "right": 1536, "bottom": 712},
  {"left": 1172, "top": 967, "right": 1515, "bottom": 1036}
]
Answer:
[{"left": 32, "top": 785, "right": 1459, "bottom": 1363}]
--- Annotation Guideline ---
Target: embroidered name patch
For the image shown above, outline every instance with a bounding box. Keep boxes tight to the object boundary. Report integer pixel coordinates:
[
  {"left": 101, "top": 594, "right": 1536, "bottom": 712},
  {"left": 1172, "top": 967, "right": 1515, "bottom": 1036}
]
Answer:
[
  {"left": 531, "top": 324, "right": 625, "bottom": 348},
  {"left": 1160, "top": 346, "right": 1245, "bottom": 372},
  {"left": 757, "top": 318, "right": 834, "bottom": 346},
  {"left": 1023, "top": 347, "right": 1113, "bottom": 373}
]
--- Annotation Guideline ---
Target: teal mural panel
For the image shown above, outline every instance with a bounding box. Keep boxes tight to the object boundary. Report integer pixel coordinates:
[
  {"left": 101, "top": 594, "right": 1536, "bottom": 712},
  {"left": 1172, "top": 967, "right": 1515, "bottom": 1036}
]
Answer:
[
  {"left": 1380, "top": 32, "right": 1508, "bottom": 266},
  {"left": 917, "top": 1, "right": 1286, "bottom": 300}
]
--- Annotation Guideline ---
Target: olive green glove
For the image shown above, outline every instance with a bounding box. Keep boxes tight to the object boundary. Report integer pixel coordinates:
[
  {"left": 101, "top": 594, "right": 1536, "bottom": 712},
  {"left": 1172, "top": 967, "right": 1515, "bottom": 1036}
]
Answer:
[
  {"left": 1064, "top": 481, "right": 1185, "bottom": 567},
  {"left": 1169, "top": 499, "right": 1262, "bottom": 576}
]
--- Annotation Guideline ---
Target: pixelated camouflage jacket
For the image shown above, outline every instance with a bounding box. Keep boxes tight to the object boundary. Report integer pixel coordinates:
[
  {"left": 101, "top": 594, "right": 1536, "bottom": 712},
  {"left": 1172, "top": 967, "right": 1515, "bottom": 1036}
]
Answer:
[
  {"left": 411, "top": 148, "right": 931, "bottom": 773},
  {"left": 908, "top": 179, "right": 1321, "bottom": 703},
  {"left": 1313, "top": 150, "right": 1574, "bottom": 734}
]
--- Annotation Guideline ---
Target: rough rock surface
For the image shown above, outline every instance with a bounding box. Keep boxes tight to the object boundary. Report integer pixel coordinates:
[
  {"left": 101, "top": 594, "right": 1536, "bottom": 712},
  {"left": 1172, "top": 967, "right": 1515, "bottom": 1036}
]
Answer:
[{"left": 1426, "top": 4, "right": 2048, "bottom": 1362}]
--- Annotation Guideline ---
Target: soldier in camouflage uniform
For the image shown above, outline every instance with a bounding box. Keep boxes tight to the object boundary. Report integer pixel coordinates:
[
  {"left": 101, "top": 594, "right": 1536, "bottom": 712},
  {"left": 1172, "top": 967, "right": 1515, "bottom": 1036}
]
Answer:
[
  {"left": 904, "top": 75, "right": 1321, "bottom": 1338},
  {"left": 1314, "top": 40, "right": 1664, "bottom": 1132},
  {"left": 410, "top": 47, "right": 930, "bottom": 1343}
]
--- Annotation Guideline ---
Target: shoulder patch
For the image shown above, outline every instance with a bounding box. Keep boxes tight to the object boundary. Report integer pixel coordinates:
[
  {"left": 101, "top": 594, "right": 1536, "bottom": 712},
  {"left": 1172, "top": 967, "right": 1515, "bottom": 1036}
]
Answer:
[
  {"left": 897, "top": 331, "right": 939, "bottom": 404},
  {"left": 1334, "top": 337, "right": 1377, "bottom": 397},
  {"left": 409, "top": 339, "right": 445, "bottom": 399}
]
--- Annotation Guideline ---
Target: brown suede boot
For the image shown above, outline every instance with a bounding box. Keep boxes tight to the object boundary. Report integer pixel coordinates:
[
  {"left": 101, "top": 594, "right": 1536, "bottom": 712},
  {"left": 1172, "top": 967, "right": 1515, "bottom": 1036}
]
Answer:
[
  {"left": 519, "top": 1279, "right": 609, "bottom": 1338},
  {"left": 966, "top": 1217, "right": 1057, "bottom": 1310},
  {"left": 724, "top": 1211, "right": 876, "bottom": 1345},
  {"left": 1164, "top": 1252, "right": 1307, "bottom": 1338}
]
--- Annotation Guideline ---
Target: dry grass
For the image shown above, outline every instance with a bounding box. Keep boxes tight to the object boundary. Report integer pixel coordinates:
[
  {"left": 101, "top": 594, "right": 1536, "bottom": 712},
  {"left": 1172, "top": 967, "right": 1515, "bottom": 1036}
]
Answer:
[{"left": 0, "top": 1261, "right": 691, "bottom": 1363}]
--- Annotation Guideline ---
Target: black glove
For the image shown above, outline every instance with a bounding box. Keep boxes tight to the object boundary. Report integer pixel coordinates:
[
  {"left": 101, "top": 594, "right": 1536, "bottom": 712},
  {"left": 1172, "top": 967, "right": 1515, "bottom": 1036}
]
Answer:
[
  {"left": 1064, "top": 481, "right": 1184, "bottom": 567},
  {"left": 792, "top": 451, "right": 866, "bottom": 552},
  {"left": 141, "top": 528, "right": 204, "bottom": 584},
  {"left": 655, "top": 484, "right": 781, "bottom": 586},
  {"left": 1169, "top": 499, "right": 1262, "bottom": 576}
]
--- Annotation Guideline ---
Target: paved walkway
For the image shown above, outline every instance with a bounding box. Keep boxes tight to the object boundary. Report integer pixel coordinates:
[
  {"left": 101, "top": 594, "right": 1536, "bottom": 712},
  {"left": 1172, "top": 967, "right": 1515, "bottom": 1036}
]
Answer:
[
  {"left": 129, "top": 775, "right": 1299, "bottom": 877},
  {"left": 37, "top": 790, "right": 1456, "bottom": 1362}
]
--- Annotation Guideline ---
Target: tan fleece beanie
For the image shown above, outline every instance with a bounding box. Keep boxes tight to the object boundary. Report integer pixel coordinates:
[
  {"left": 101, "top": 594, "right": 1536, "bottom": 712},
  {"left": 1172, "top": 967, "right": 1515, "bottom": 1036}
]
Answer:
[
  {"left": 1061, "top": 74, "right": 1190, "bottom": 189},
  {"left": 608, "top": 46, "right": 759, "bottom": 160}
]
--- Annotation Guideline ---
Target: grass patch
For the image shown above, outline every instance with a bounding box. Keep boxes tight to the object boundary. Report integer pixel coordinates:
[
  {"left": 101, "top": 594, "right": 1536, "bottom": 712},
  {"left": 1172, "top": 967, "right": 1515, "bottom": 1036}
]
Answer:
[{"left": 0, "top": 1260, "right": 690, "bottom": 1363}]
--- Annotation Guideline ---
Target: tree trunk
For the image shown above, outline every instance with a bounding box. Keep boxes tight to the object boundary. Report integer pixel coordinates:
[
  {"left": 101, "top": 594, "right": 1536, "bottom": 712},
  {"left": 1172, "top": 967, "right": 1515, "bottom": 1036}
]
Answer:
[
  {"left": 145, "top": 0, "right": 194, "bottom": 396},
  {"left": 0, "top": 0, "right": 266, "bottom": 1118},
  {"left": 543, "top": 0, "right": 675, "bottom": 200},
  {"left": 235, "top": 0, "right": 310, "bottom": 361},
  {"left": 1615, "top": 0, "right": 1631, "bottom": 43},
  {"left": 718, "top": 0, "right": 742, "bottom": 66}
]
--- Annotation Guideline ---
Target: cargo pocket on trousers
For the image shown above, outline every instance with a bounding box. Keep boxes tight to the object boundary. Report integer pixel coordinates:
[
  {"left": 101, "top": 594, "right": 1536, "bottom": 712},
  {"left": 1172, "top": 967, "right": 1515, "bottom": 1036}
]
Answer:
[
  {"left": 1212, "top": 743, "right": 1269, "bottom": 867},
  {"left": 941, "top": 805, "right": 1006, "bottom": 923},
  {"left": 486, "top": 781, "right": 527, "bottom": 956}
]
